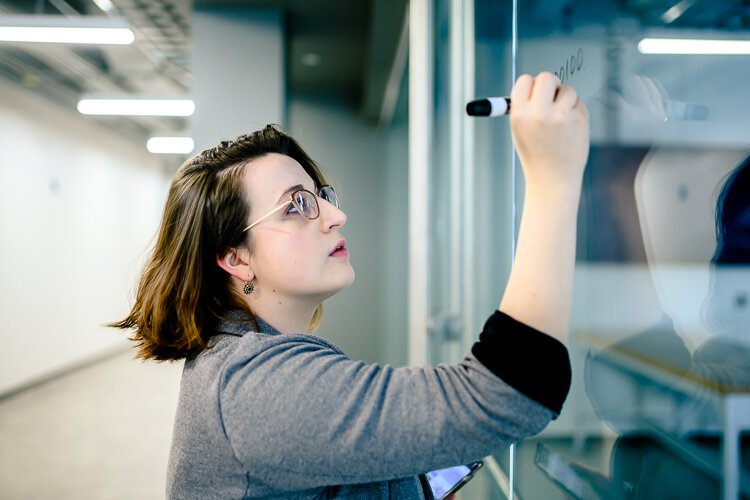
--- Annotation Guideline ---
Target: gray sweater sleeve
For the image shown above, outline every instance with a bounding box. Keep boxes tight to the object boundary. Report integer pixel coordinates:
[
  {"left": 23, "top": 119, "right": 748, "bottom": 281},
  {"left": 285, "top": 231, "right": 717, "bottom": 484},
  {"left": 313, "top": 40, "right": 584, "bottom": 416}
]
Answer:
[{"left": 219, "top": 329, "right": 560, "bottom": 491}]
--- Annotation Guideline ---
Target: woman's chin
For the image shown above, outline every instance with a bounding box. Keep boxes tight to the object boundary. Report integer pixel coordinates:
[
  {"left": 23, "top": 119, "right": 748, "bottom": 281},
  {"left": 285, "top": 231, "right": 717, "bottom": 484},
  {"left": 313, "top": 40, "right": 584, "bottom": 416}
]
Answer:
[
  {"left": 344, "top": 266, "right": 355, "bottom": 286},
  {"left": 323, "top": 268, "right": 356, "bottom": 300},
  {"left": 336, "top": 269, "right": 357, "bottom": 291}
]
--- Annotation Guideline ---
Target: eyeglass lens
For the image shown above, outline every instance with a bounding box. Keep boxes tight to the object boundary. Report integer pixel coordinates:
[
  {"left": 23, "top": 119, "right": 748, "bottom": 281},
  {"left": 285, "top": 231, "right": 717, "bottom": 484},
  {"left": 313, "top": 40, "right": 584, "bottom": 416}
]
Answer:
[
  {"left": 319, "top": 185, "right": 338, "bottom": 208},
  {"left": 289, "top": 186, "right": 338, "bottom": 221},
  {"left": 292, "top": 191, "right": 318, "bottom": 219}
]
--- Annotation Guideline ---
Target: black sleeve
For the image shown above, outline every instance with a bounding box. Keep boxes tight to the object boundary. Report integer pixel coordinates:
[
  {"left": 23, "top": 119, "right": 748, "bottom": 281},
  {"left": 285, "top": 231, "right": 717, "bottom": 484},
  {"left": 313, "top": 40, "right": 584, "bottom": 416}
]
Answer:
[{"left": 470, "top": 310, "right": 571, "bottom": 414}]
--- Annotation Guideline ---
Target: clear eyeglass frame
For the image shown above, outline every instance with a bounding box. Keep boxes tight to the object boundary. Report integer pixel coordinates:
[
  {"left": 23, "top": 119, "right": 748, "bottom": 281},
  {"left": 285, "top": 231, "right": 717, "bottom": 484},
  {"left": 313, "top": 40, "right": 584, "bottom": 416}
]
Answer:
[{"left": 242, "top": 185, "right": 338, "bottom": 232}]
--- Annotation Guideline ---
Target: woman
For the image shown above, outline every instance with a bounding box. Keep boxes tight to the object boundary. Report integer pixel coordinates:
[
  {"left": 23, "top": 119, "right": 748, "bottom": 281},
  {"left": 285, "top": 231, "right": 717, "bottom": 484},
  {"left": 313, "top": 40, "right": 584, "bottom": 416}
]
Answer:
[{"left": 112, "top": 72, "right": 589, "bottom": 499}]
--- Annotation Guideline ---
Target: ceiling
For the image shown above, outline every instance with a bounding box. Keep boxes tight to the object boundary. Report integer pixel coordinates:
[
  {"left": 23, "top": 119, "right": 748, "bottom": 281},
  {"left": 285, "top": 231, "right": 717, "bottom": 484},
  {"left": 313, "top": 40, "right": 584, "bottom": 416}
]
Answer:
[
  {"left": 0, "top": 0, "right": 407, "bottom": 143},
  {"left": 0, "top": 0, "right": 746, "bottom": 145}
]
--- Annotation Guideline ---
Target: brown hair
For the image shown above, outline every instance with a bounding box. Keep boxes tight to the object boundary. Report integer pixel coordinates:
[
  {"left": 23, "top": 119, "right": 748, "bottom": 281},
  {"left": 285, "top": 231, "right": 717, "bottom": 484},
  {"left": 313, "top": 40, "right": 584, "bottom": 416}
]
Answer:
[{"left": 110, "top": 125, "right": 328, "bottom": 361}]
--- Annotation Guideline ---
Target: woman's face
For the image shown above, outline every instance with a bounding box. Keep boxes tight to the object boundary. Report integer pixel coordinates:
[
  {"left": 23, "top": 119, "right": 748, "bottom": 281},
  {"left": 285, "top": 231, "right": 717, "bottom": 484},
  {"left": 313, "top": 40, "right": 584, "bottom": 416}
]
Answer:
[{"left": 243, "top": 153, "right": 355, "bottom": 303}]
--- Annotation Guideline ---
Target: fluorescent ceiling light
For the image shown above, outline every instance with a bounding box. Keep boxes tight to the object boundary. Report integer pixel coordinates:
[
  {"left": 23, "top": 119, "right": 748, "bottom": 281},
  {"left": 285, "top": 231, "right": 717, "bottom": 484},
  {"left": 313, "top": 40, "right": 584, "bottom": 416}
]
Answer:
[
  {"left": 0, "top": 15, "right": 133, "bottom": 45},
  {"left": 0, "top": 27, "right": 133, "bottom": 44},
  {"left": 638, "top": 37, "right": 750, "bottom": 55},
  {"left": 147, "top": 137, "right": 195, "bottom": 155},
  {"left": 77, "top": 99, "right": 195, "bottom": 116}
]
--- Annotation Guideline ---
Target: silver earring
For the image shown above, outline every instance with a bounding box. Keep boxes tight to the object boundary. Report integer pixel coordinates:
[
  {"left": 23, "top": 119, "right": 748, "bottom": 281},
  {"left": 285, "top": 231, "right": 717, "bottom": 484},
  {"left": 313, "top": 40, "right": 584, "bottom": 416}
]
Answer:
[{"left": 243, "top": 281, "right": 255, "bottom": 295}]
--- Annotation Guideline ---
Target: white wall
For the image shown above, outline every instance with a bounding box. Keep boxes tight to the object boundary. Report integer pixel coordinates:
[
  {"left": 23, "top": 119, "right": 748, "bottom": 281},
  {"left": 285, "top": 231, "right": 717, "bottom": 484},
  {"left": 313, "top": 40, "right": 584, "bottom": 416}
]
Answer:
[
  {"left": 0, "top": 79, "right": 169, "bottom": 394},
  {"left": 192, "top": 9, "right": 285, "bottom": 151}
]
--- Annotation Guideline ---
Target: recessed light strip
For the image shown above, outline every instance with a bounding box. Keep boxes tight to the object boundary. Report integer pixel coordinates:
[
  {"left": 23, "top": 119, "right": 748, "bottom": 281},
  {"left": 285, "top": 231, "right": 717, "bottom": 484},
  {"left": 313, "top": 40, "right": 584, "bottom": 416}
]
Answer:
[
  {"left": 0, "top": 15, "right": 133, "bottom": 45},
  {"left": 77, "top": 99, "right": 195, "bottom": 116},
  {"left": 0, "top": 26, "right": 133, "bottom": 44},
  {"left": 147, "top": 137, "right": 195, "bottom": 154},
  {"left": 638, "top": 37, "right": 750, "bottom": 55}
]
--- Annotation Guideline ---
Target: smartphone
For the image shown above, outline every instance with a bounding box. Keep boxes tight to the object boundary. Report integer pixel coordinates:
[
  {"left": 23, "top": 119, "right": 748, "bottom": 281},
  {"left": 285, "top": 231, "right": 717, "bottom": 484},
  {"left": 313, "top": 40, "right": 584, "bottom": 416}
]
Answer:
[{"left": 421, "top": 461, "right": 483, "bottom": 499}]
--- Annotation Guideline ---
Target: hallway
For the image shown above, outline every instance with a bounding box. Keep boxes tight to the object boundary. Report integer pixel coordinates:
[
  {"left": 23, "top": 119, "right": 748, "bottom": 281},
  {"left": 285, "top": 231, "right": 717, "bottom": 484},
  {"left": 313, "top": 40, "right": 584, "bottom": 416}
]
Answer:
[{"left": 0, "top": 350, "right": 183, "bottom": 499}]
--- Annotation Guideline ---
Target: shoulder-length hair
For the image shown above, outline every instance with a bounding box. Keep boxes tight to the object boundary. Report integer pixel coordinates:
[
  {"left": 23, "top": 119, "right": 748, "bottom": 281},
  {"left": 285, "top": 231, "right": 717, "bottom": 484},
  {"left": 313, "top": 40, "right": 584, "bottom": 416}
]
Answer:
[{"left": 111, "top": 125, "right": 328, "bottom": 360}]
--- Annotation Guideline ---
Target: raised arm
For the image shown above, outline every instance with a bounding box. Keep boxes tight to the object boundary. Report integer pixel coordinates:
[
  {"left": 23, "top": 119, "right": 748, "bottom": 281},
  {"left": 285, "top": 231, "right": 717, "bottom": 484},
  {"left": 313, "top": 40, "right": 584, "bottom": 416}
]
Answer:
[{"left": 499, "top": 72, "right": 590, "bottom": 343}]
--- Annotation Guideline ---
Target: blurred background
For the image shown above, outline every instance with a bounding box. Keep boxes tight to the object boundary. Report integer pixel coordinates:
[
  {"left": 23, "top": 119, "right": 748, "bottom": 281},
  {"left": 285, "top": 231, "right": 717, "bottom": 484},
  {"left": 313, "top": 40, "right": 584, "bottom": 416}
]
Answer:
[{"left": 0, "top": 0, "right": 748, "bottom": 498}]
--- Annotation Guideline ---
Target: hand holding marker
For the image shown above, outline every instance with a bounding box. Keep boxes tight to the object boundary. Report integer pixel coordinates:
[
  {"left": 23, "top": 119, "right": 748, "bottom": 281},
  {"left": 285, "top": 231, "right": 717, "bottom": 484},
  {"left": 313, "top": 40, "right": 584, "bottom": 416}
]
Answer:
[{"left": 467, "top": 82, "right": 709, "bottom": 121}]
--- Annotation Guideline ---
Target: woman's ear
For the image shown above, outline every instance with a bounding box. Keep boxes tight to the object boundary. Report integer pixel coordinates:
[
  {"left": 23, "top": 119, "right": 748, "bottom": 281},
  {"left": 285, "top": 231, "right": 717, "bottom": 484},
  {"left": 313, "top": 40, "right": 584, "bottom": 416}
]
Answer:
[{"left": 216, "top": 247, "right": 254, "bottom": 281}]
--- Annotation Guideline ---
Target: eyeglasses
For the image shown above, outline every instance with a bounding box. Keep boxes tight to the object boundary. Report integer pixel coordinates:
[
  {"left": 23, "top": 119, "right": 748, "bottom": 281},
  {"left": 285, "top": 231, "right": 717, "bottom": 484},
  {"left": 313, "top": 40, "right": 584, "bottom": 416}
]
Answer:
[{"left": 243, "top": 185, "right": 338, "bottom": 232}]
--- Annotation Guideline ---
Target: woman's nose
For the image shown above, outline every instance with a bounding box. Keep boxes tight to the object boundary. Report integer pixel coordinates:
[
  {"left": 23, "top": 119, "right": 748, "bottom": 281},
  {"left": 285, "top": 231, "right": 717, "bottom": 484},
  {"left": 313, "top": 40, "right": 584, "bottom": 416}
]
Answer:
[{"left": 319, "top": 198, "right": 347, "bottom": 231}]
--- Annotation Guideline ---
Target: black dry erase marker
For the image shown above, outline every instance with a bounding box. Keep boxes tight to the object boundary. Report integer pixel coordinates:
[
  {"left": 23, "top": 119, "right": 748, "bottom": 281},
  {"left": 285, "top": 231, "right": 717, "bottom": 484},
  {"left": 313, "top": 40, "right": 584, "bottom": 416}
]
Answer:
[{"left": 466, "top": 97, "right": 511, "bottom": 117}]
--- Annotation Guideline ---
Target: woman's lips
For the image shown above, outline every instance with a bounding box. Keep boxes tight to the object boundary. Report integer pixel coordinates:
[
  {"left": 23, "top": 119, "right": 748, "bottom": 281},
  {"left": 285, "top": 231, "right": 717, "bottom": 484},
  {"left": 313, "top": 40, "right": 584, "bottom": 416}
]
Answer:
[
  {"left": 329, "top": 239, "right": 348, "bottom": 257},
  {"left": 329, "top": 247, "right": 349, "bottom": 258}
]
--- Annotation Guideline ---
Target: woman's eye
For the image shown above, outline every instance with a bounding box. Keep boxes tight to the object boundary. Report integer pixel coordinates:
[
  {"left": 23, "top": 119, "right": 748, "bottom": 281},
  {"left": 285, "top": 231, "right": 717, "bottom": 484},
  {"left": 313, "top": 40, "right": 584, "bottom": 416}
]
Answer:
[{"left": 285, "top": 203, "right": 298, "bottom": 215}]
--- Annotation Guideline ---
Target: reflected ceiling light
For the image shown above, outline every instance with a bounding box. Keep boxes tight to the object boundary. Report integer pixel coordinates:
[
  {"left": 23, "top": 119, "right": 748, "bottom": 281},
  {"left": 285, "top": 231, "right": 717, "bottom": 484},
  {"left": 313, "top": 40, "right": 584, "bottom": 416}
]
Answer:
[
  {"left": 147, "top": 137, "right": 195, "bottom": 155},
  {"left": 300, "top": 53, "right": 321, "bottom": 67},
  {"left": 638, "top": 37, "right": 750, "bottom": 55},
  {"left": 661, "top": 0, "right": 697, "bottom": 24},
  {"left": 77, "top": 98, "right": 195, "bottom": 116},
  {"left": 92, "top": 0, "right": 115, "bottom": 13},
  {"left": 0, "top": 15, "right": 133, "bottom": 45}
]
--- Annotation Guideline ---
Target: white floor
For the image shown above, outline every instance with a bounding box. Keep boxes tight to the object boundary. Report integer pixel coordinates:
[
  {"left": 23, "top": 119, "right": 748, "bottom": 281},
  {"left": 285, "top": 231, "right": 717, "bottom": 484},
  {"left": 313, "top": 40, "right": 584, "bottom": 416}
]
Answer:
[{"left": 0, "top": 350, "right": 184, "bottom": 500}]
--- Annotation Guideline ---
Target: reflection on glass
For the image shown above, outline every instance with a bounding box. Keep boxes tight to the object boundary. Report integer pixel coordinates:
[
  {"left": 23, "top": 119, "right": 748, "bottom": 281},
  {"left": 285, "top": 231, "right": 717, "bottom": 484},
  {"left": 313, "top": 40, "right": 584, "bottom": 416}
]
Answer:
[
  {"left": 482, "top": 0, "right": 750, "bottom": 498},
  {"left": 584, "top": 155, "right": 750, "bottom": 499}
]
